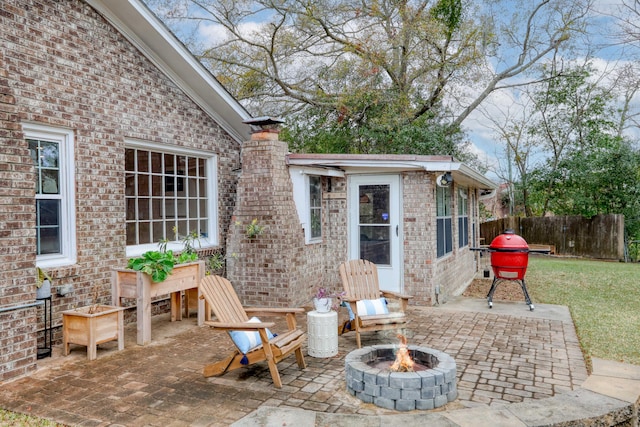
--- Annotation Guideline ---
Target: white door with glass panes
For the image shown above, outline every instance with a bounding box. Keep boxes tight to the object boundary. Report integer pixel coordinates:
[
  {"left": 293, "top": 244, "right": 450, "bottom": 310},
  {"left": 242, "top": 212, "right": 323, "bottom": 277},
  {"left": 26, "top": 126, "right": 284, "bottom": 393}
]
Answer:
[{"left": 349, "top": 175, "right": 402, "bottom": 292}]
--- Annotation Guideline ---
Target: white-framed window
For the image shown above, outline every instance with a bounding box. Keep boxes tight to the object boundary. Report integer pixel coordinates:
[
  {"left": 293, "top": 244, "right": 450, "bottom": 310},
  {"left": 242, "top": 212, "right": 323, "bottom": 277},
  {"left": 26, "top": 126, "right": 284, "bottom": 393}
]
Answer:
[
  {"left": 436, "top": 184, "right": 452, "bottom": 258},
  {"left": 125, "top": 141, "right": 218, "bottom": 256},
  {"left": 289, "top": 166, "right": 342, "bottom": 244},
  {"left": 309, "top": 175, "right": 322, "bottom": 241},
  {"left": 458, "top": 188, "right": 469, "bottom": 248},
  {"left": 25, "top": 123, "right": 77, "bottom": 268}
]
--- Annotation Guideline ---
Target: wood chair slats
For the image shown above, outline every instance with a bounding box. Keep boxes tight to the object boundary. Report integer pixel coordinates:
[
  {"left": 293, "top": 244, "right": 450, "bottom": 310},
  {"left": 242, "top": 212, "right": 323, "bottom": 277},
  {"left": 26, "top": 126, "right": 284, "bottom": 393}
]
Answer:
[
  {"left": 199, "top": 275, "right": 306, "bottom": 388},
  {"left": 339, "top": 259, "right": 412, "bottom": 348}
]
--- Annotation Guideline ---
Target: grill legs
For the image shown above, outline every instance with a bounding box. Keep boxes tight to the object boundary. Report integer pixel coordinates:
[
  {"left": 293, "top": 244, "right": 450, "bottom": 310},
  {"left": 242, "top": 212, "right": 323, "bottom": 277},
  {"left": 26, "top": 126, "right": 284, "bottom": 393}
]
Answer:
[{"left": 486, "top": 278, "right": 535, "bottom": 311}]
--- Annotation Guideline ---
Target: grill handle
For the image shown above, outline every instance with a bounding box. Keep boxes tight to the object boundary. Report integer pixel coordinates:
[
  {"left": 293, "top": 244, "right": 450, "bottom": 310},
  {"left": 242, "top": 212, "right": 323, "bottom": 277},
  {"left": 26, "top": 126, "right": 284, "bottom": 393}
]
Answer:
[{"left": 470, "top": 247, "right": 550, "bottom": 254}]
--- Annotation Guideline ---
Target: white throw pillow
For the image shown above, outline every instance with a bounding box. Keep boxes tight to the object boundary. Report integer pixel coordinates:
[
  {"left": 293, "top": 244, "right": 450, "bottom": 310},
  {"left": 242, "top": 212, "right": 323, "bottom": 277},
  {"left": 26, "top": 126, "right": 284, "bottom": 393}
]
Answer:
[
  {"left": 229, "top": 317, "right": 275, "bottom": 356},
  {"left": 356, "top": 298, "right": 389, "bottom": 315}
]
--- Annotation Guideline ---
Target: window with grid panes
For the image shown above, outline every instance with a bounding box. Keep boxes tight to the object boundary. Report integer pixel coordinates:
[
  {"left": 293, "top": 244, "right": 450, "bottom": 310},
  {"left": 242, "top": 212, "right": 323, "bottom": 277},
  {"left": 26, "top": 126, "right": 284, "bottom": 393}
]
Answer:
[
  {"left": 125, "top": 145, "right": 215, "bottom": 253},
  {"left": 26, "top": 124, "right": 77, "bottom": 268}
]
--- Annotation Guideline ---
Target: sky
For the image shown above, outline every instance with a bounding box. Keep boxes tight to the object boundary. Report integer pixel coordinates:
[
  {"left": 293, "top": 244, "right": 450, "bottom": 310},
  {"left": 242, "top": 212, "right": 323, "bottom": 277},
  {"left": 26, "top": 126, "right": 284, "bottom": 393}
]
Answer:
[{"left": 145, "top": 0, "right": 640, "bottom": 183}]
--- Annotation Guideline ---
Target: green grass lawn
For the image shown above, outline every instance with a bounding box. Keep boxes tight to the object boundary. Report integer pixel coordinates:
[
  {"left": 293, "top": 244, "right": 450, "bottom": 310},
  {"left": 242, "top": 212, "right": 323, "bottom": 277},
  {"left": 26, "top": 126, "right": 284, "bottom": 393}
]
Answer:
[
  {"left": 0, "top": 409, "right": 63, "bottom": 426},
  {"left": 525, "top": 255, "right": 640, "bottom": 366}
]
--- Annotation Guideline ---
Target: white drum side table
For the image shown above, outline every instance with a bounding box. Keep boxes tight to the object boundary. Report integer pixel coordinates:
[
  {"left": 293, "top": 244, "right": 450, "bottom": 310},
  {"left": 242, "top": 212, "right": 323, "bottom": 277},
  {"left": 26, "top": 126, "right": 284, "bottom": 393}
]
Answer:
[{"left": 307, "top": 310, "right": 338, "bottom": 358}]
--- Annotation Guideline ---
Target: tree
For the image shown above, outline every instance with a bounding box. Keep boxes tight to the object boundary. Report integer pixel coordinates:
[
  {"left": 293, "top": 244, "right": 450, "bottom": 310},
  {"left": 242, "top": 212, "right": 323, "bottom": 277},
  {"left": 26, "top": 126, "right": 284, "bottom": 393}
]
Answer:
[
  {"left": 522, "top": 62, "right": 616, "bottom": 215},
  {"left": 145, "top": 0, "right": 593, "bottom": 156},
  {"left": 480, "top": 99, "right": 540, "bottom": 216},
  {"left": 618, "top": 0, "right": 640, "bottom": 47},
  {"left": 609, "top": 63, "right": 640, "bottom": 139},
  {"left": 518, "top": 61, "right": 640, "bottom": 246}
]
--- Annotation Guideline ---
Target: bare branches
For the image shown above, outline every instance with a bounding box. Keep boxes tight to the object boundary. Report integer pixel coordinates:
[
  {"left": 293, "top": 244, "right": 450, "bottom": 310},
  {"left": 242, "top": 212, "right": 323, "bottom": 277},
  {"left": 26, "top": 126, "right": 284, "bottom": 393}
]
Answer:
[{"left": 145, "top": 0, "right": 594, "bottom": 139}]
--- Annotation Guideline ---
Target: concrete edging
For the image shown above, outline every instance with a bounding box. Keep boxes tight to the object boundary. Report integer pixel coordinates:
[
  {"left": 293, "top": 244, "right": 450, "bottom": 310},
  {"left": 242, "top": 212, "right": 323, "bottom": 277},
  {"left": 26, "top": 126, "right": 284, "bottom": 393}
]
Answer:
[{"left": 232, "top": 389, "right": 638, "bottom": 426}]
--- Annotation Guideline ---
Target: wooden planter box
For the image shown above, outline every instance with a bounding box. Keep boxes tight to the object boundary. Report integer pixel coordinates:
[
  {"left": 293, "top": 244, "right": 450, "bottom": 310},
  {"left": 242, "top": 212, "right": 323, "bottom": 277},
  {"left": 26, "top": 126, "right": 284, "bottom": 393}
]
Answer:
[
  {"left": 62, "top": 305, "right": 124, "bottom": 361},
  {"left": 111, "top": 261, "right": 205, "bottom": 345}
]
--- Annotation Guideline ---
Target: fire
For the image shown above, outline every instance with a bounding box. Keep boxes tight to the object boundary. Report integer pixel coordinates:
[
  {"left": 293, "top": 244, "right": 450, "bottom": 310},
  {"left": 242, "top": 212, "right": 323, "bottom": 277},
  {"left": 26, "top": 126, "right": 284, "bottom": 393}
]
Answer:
[{"left": 390, "top": 334, "right": 414, "bottom": 372}]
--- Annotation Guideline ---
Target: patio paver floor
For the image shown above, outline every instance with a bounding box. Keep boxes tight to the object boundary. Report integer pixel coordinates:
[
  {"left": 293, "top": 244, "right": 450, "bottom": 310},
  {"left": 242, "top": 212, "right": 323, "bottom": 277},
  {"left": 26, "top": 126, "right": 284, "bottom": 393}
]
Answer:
[{"left": 0, "top": 297, "right": 589, "bottom": 426}]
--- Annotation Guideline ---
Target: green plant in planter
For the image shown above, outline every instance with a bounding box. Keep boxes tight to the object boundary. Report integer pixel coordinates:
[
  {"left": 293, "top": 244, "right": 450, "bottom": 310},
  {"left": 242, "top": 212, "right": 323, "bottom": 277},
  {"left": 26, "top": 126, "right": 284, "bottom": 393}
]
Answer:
[
  {"left": 127, "top": 250, "right": 176, "bottom": 283},
  {"left": 36, "top": 267, "right": 52, "bottom": 289},
  {"left": 128, "top": 228, "right": 202, "bottom": 282},
  {"left": 205, "top": 251, "right": 240, "bottom": 277},
  {"left": 36, "top": 266, "right": 53, "bottom": 299},
  {"left": 180, "top": 229, "right": 201, "bottom": 254}
]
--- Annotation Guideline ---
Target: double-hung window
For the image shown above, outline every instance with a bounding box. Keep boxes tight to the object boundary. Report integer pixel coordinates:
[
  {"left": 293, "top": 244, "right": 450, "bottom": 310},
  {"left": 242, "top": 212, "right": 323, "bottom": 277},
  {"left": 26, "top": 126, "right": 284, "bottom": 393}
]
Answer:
[
  {"left": 125, "top": 142, "right": 217, "bottom": 255},
  {"left": 309, "top": 175, "right": 322, "bottom": 241},
  {"left": 458, "top": 188, "right": 469, "bottom": 248},
  {"left": 436, "top": 185, "right": 452, "bottom": 258},
  {"left": 26, "top": 124, "right": 77, "bottom": 268}
]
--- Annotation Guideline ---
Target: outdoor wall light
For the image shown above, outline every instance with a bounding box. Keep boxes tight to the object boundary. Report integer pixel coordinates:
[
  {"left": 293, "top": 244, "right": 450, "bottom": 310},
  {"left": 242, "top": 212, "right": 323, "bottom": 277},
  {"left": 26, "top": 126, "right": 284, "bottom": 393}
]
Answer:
[{"left": 436, "top": 172, "right": 453, "bottom": 187}]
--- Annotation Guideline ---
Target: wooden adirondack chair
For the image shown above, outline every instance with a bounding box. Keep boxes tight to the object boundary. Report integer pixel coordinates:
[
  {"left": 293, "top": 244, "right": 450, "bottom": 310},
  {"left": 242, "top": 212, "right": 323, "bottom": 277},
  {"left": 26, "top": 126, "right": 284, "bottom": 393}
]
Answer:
[
  {"left": 339, "top": 259, "right": 412, "bottom": 348},
  {"left": 199, "top": 275, "right": 306, "bottom": 388}
]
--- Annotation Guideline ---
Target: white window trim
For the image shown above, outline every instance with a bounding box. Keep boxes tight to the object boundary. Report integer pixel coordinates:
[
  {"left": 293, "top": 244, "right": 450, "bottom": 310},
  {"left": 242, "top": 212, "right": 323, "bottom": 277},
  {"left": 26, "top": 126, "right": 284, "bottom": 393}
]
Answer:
[
  {"left": 289, "top": 166, "right": 342, "bottom": 244},
  {"left": 124, "top": 140, "right": 219, "bottom": 257},
  {"left": 436, "top": 184, "right": 453, "bottom": 258},
  {"left": 458, "top": 187, "right": 469, "bottom": 248},
  {"left": 24, "top": 123, "right": 77, "bottom": 268}
]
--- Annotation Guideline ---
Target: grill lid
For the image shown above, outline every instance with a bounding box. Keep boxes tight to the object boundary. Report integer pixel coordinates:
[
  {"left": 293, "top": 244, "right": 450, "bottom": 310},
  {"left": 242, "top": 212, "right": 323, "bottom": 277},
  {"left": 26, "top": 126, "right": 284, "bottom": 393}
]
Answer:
[{"left": 489, "top": 229, "right": 529, "bottom": 252}]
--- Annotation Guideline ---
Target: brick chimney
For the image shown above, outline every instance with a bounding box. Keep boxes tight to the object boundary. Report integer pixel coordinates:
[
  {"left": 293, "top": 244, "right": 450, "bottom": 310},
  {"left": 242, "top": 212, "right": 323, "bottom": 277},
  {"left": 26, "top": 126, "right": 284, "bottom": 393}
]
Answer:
[{"left": 225, "top": 118, "right": 307, "bottom": 307}]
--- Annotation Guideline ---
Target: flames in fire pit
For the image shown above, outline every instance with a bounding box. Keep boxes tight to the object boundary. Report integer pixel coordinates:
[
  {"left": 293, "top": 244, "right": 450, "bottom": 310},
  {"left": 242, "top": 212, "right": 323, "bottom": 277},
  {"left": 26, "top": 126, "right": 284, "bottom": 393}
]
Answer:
[{"left": 390, "top": 334, "right": 414, "bottom": 372}]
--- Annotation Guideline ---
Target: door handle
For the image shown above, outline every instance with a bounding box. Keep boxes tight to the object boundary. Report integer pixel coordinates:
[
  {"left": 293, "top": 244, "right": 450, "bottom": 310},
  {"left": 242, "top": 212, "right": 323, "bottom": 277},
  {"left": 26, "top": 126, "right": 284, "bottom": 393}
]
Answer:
[{"left": 396, "top": 225, "right": 398, "bottom": 236}]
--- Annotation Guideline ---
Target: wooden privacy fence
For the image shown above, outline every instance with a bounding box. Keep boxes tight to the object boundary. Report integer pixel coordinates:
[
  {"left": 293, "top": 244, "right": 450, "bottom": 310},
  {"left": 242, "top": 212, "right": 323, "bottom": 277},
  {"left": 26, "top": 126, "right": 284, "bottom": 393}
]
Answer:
[{"left": 480, "top": 214, "right": 625, "bottom": 260}]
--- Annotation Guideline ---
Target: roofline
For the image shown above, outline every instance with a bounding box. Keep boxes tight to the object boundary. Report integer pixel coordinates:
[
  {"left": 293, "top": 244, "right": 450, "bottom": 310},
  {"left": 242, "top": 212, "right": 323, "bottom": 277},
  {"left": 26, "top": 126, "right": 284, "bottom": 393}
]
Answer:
[
  {"left": 85, "top": 0, "right": 252, "bottom": 142},
  {"left": 286, "top": 153, "right": 497, "bottom": 190}
]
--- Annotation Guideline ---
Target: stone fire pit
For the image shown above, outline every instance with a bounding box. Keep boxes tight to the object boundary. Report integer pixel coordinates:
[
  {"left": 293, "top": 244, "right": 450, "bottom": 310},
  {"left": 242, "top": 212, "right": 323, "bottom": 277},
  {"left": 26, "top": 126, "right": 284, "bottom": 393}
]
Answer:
[{"left": 345, "top": 345, "right": 457, "bottom": 411}]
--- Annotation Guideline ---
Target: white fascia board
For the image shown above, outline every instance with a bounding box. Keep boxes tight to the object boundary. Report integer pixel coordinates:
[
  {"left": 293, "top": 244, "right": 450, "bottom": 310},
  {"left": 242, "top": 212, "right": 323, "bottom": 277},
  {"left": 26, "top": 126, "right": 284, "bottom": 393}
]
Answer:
[
  {"left": 287, "top": 158, "right": 427, "bottom": 171},
  {"left": 414, "top": 161, "right": 497, "bottom": 190},
  {"left": 287, "top": 157, "right": 496, "bottom": 190},
  {"left": 451, "top": 164, "right": 497, "bottom": 190},
  {"left": 289, "top": 165, "right": 345, "bottom": 178},
  {"left": 86, "top": 0, "right": 251, "bottom": 142}
]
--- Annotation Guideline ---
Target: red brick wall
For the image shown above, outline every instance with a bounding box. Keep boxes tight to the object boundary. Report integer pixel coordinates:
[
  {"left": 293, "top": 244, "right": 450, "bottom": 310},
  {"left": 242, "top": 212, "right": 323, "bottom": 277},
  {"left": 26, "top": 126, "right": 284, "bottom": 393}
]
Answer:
[
  {"left": 0, "top": 0, "right": 240, "bottom": 380},
  {"left": 322, "top": 179, "right": 349, "bottom": 293},
  {"left": 226, "top": 136, "right": 312, "bottom": 307},
  {"left": 225, "top": 150, "right": 477, "bottom": 308},
  {"left": 433, "top": 178, "right": 477, "bottom": 303},
  {"left": 0, "top": 50, "right": 40, "bottom": 381},
  {"left": 401, "top": 171, "right": 435, "bottom": 305}
]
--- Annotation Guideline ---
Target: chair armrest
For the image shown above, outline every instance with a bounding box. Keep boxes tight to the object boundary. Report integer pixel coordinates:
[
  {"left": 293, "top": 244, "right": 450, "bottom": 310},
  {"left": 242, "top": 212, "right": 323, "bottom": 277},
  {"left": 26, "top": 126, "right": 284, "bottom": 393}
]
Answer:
[
  {"left": 244, "top": 308, "right": 304, "bottom": 330},
  {"left": 380, "top": 291, "right": 412, "bottom": 301},
  {"left": 244, "top": 307, "right": 306, "bottom": 317},
  {"left": 204, "top": 320, "right": 276, "bottom": 331}
]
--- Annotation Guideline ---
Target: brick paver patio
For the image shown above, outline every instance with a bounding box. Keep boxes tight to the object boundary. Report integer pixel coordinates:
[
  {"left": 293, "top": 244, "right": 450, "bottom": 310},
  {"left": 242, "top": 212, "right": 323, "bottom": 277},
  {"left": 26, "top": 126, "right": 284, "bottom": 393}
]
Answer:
[{"left": 0, "top": 300, "right": 588, "bottom": 426}]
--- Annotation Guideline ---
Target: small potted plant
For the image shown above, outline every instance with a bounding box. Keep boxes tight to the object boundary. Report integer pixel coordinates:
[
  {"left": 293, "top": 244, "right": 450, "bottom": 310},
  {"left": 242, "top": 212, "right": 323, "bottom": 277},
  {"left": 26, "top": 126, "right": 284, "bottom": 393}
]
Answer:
[
  {"left": 236, "top": 218, "right": 265, "bottom": 239},
  {"left": 36, "top": 267, "right": 53, "bottom": 299},
  {"left": 313, "top": 287, "right": 345, "bottom": 313},
  {"left": 61, "top": 285, "right": 125, "bottom": 360}
]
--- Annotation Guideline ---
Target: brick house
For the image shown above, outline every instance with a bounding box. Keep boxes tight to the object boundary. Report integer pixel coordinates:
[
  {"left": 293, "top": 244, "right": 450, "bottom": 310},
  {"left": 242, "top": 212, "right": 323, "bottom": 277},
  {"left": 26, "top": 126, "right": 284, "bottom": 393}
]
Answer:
[
  {"left": 0, "top": 0, "right": 495, "bottom": 381},
  {"left": 0, "top": 0, "right": 251, "bottom": 381},
  {"left": 228, "top": 130, "right": 496, "bottom": 308}
]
